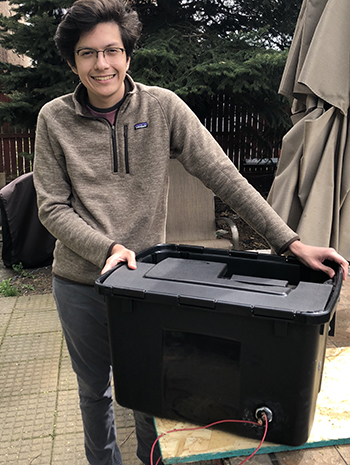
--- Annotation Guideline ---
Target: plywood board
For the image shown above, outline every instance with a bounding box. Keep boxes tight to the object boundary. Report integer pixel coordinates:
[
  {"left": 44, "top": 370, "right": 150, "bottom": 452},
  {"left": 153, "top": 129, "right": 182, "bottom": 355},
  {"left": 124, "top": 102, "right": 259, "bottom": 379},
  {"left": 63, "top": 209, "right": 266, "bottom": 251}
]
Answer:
[{"left": 154, "top": 347, "right": 350, "bottom": 463}]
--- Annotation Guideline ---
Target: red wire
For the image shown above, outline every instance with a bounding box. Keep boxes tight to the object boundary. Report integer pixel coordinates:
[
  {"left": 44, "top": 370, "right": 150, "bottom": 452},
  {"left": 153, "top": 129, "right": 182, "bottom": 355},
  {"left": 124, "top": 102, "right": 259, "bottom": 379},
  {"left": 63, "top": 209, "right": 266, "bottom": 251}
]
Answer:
[
  {"left": 150, "top": 415, "right": 269, "bottom": 465},
  {"left": 237, "top": 415, "right": 269, "bottom": 465}
]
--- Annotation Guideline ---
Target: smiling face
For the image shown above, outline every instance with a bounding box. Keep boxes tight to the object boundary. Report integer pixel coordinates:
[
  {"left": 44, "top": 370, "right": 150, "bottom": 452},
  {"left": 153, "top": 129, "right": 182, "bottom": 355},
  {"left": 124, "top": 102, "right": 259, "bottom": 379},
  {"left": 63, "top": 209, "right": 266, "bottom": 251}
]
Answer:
[{"left": 70, "top": 22, "right": 130, "bottom": 108}]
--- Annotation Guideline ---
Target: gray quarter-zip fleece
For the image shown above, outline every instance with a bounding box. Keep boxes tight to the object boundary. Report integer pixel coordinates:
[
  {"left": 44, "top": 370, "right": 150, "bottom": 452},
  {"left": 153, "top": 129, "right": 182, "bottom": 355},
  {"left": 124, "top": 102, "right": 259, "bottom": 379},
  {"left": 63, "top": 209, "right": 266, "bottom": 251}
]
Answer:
[{"left": 34, "top": 75, "right": 298, "bottom": 285}]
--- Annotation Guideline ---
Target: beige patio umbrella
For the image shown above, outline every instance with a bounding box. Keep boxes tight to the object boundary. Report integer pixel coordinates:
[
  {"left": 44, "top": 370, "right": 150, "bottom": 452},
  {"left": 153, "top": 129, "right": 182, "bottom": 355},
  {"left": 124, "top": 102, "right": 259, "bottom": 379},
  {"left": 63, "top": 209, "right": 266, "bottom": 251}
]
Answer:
[{"left": 267, "top": 0, "right": 350, "bottom": 260}]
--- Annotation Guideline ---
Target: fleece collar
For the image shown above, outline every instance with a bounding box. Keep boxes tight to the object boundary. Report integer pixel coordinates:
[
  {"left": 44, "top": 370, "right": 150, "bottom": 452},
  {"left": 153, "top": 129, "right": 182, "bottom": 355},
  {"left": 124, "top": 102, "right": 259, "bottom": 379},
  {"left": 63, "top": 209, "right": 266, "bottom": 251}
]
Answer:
[{"left": 72, "top": 73, "right": 136, "bottom": 117}]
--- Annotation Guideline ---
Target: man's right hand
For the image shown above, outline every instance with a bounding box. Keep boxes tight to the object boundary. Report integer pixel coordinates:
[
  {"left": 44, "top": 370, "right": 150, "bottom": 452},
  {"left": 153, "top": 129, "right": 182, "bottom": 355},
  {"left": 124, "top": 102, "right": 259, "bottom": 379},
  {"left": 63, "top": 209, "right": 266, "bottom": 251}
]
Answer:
[{"left": 101, "top": 244, "right": 137, "bottom": 275}]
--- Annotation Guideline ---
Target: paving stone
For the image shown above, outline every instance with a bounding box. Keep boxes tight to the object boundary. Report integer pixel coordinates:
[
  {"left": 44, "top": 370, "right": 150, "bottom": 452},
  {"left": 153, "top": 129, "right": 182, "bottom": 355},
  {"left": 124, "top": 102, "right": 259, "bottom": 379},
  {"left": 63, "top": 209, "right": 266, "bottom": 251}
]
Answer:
[
  {"left": 337, "top": 444, "right": 350, "bottom": 461},
  {"left": 182, "top": 461, "right": 221, "bottom": 465},
  {"left": 55, "top": 388, "right": 84, "bottom": 435},
  {"left": 0, "top": 391, "right": 56, "bottom": 442},
  {"left": 0, "top": 331, "right": 62, "bottom": 363},
  {"left": 51, "top": 432, "right": 88, "bottom": 464},
  {"left": 340, "top": 281, "right": 350, "bottom": 301},
  {"left": 332, "top": 306, "right": 350, "bottom": 347},
  {"left": 0, "top": 312, "right": 11, "bottom": 338},
  {"left": 61, "top": 338, "right": 70, "bottom": 357},
  {"left": 0, "top": 436, "right": 52, "bottom": 465},
  {"left": 327, "top": 338, "right": 337, "bottom": 349},
  {"left": 58, "top": 356, "right": 78, "bottom": 391},
  {"left": 276, "top": 446, "right": 345, "bottom": 464},
  {"left": 0, "top": 296, "right": 17, "bottom": 313},
  {"left": 117, "top": 427, "right": 141, "bottom": 465},
  {"left": 0, "top": 358, "right": 60, "bottom": 397},
  {"left": 15, "top": 294, "right": 56, "bottom": 311},
  {"left": 226, "top": 454, "right": 273, "bottom": 464},
  {"left": 339, "top": 294, "right": 350, "bottom": 309},
  {"left": 6, "top": 310, "right": 61, "bottom": 335},
  {"left": 115, "top": 403, "right": 136, "bottom": 429}
]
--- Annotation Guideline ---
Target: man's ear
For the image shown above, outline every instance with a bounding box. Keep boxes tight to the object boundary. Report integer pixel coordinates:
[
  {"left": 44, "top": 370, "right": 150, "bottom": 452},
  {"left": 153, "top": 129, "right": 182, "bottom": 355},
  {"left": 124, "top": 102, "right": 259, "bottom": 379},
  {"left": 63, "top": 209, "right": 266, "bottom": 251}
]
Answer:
[{"left": 68, "top": 61, "right": 78, "bottom": 75}]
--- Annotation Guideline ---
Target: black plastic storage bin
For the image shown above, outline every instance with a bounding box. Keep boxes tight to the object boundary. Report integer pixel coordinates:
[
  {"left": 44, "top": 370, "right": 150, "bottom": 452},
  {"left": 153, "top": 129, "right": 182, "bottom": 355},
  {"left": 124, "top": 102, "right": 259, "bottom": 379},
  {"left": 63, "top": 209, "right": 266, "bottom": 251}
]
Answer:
[{"left": 95, "top": 244, "right": 342, "bottom": 447}]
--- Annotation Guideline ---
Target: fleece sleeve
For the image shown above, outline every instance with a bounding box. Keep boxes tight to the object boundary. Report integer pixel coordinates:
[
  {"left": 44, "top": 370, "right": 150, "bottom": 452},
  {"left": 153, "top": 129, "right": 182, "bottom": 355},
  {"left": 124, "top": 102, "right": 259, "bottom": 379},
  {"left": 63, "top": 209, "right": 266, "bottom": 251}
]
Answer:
[{"left": 166, "top": 93, "right": 299, "bottom": 254}]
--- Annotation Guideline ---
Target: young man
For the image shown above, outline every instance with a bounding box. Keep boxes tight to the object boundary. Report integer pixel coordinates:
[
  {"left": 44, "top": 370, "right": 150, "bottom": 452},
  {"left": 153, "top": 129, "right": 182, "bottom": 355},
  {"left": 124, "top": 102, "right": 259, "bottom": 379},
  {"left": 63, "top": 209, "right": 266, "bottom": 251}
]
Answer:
[{"left": 33, "top": 1, "right": 348, "bottom": 464}]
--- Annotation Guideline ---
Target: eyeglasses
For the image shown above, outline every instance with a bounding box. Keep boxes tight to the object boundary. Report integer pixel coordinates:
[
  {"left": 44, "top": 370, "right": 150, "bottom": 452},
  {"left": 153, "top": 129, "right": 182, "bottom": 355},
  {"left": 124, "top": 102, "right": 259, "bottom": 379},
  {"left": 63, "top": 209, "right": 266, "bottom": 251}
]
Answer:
[{"left": 75, "top": 46, "right": 126, "bottom": 63}]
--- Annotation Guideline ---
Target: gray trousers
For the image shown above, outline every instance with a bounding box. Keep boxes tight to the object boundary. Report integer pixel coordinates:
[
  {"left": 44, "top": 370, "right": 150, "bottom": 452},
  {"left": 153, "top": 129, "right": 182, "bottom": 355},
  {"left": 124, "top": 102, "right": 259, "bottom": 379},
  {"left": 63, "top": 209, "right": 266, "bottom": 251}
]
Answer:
[{"left": 53, "top": 277, "right": 163, "bottom": 465}]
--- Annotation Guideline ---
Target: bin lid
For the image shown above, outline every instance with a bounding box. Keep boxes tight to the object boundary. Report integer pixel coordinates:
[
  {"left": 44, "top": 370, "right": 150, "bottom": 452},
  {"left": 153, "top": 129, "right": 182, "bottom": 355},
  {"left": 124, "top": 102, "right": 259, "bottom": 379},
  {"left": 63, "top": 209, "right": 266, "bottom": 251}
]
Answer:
[{"left": 96, "top": 249, "right": 338, "bottom": 323}]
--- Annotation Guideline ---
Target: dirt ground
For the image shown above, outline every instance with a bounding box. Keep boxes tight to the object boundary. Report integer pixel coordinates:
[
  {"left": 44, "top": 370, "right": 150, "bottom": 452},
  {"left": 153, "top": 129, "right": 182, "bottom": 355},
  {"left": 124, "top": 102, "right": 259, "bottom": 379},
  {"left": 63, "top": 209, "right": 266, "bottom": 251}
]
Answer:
[
  {"left": 215, "top": 197, "right": 270, "bottom": 251},
  {"left": 0, "top": 259, "right": 53, "bottom": 297}
]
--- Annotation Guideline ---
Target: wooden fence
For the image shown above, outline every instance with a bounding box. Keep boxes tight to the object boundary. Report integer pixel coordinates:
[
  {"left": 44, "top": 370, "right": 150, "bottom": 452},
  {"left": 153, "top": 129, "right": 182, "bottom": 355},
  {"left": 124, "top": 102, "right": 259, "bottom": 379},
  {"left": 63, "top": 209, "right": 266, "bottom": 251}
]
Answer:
[
  {"left": 0, "top": 93, "right": 283, "bottom": 182},
  {"left": 0, "top": 124, "right": 35, "bottom": 181},
  {"left": 201, "top": 94, "right": 282, "bottom": 175},
  {"left": 0, "top": 92, "right": 35, "bottom": 181}
]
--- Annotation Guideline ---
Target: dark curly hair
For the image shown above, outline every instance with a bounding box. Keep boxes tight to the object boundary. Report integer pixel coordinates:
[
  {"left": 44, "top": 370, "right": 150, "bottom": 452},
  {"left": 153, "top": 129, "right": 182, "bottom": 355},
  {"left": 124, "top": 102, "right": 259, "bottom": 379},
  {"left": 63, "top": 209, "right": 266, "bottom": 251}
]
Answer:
[{"left": 55, "top": 0, "right": 142, "bottom": 67}]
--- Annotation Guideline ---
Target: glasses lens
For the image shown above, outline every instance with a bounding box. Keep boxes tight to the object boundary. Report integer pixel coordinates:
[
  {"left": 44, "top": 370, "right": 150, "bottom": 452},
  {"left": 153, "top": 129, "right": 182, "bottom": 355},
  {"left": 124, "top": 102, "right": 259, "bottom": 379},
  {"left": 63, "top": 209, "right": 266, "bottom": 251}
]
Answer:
[
  {"left": 77, "top": 49, "right": 95, "bottom": 59},
  {"left": 76, "top": 48, "right": 124, "bottom": 63},
  {"left": 104, "top": 48, "right": 123, "bottom": 62}
]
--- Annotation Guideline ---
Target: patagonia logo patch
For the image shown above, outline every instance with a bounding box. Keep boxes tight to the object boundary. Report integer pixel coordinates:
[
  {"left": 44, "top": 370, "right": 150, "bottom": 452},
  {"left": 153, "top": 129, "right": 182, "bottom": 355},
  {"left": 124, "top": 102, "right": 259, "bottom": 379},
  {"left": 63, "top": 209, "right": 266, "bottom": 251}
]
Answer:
[{"left": 134, "top": 122, "right": 148, "bottom": 130}]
